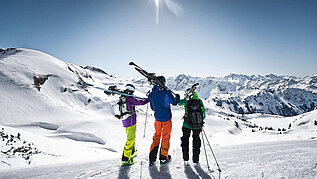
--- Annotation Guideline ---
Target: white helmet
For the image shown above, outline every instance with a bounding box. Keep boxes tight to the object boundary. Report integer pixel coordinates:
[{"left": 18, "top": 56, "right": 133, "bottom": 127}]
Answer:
[{"left": 125, "top": 84, "right": 135, "bottom": 94}]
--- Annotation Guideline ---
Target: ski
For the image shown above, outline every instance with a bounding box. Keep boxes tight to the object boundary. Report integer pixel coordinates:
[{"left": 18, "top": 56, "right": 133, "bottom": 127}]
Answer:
[
  {"left": 185, "top": 83, "right": 199, "bottom": 100},
  {"left": 82, "top": 82, "right": 145, "bottom": 100},
  {"left": 129, "top": 62, "right": 176, "bottom": 95}
]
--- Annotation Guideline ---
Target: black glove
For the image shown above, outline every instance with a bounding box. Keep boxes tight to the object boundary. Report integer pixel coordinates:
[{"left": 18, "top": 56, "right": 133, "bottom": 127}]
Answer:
[
  {"left": 175, "top": 94, "right": 180, "bottom": 101},
  {"left": 146, "top": 90, "right": 151, "bottom": 97}
]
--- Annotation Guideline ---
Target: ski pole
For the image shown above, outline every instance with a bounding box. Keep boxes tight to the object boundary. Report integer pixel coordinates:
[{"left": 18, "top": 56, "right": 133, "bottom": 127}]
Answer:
[
  {"left": 201, "top": 131, "right": 210, "bottom": 170},
  {"left": 202, "top": 128, "right": 222, "bottom": 173},
  {"left": 143, "top": 103, "right": 149, "bottom": 138},
  {"left": 140, "top": 161, "right": 143, "bottom": 179}
]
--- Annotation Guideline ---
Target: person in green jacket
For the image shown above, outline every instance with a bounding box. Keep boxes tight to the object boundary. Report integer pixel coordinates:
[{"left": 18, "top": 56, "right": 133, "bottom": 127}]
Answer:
[{"left": 178, "top": 92, "right": 206, "bottom": 166}]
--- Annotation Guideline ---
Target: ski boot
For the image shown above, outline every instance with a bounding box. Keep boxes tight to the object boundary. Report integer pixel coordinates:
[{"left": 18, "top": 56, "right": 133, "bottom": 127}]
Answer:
[
  {"left": 121, "top": 149, "right": 138, "bottom": 166},
  {"left": 149, "top": 161, "right": 155, "bottom": 167},
  {"left": 160, "top": 155, "right": 171, "bottom": 165},
  {"left": 184, "top": 161, "right": 190, "bottom": 166},
  {"left": 193, "top": 162, "right": 199, "bottom": 167}
]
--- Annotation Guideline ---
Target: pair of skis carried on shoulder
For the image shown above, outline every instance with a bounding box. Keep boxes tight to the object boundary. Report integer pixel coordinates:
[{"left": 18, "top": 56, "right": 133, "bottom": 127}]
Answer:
[
  {"left": 82, "top": 82, "right": 145, "bottom": 100},
  {"left": 129, "top": 62, "right": 199, "bottom": 96},
  {"left": 82, "top": 62, "right": 199, "bottom": 99},
  {"left": 82, "top": 61, "right": 172, "bottom": 98},
  {"left": 128, "top": 62, "right": 177, "bottom": 95}
]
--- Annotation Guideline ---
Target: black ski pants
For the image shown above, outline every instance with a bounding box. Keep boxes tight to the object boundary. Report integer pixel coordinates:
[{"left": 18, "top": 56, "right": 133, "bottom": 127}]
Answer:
[{"left": 180, "top": 126, "right": 201, "bottom": 163}]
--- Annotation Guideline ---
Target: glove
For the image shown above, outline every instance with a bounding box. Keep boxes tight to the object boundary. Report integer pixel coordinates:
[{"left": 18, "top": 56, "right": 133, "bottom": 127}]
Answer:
[
  {"left": 175, "top": 94, "right": 180, "bottom": 101},
  {"left": 146, "top": 90, "right": 151, "bottom": 97}
]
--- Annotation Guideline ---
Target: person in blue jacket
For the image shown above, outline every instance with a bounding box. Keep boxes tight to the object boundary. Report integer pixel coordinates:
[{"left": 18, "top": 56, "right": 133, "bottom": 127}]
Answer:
[{"left": 148, "top": 76, "right": 180, "bottom": 166}]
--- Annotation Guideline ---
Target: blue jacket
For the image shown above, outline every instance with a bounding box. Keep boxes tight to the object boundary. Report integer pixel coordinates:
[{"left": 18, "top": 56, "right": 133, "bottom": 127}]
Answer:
[{"left": 149, "top": 85, "right": 178, "bottom": 122}]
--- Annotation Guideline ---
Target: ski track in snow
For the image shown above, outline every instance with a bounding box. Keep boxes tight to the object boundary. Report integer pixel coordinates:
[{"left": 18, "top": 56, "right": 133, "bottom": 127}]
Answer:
[{"left": 0, "top": 140, "right": 316, "bottom": 179}]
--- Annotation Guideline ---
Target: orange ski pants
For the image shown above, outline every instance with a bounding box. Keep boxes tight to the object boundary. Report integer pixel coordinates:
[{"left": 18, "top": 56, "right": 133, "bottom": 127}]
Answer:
[{"left": 150, "top": 120, "right": 172, "bottom": 158}]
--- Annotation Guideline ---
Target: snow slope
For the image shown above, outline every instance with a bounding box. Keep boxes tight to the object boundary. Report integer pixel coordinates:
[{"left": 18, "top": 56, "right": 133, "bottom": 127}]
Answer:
[
  {"left": 0, "top": 48, "right": 148, "bottom": 168},
  {"left": 0, "top": 48, "right": 316, "bottom": 178},
  {"left": 0, "top": 140, "right": 316, "bottom": 179}
]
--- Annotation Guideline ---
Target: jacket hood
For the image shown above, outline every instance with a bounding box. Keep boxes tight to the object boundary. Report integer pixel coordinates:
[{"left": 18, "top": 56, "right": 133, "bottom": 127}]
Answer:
[
  {"left": 152, "top": 85, "right": 160, "bottom": 92},
  {"left": 190, "top": 92, "right": 199, "bottom": 100}
]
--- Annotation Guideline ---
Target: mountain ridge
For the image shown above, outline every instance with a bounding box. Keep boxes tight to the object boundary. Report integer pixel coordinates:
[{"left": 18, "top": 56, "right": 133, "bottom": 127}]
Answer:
[{"left": 164, "top": 74, "right": 317, "bottom": 117}]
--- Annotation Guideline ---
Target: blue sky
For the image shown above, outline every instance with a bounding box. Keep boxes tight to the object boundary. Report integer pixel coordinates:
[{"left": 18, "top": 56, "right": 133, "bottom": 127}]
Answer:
[{"left": 1, "top": 0, "right": 316, "bottom": 79}]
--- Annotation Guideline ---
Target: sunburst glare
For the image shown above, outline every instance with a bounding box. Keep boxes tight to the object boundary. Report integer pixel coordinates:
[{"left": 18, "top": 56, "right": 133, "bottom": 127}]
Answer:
[{"left": 154, "top": 0, "right": 183, "bottom": 27}]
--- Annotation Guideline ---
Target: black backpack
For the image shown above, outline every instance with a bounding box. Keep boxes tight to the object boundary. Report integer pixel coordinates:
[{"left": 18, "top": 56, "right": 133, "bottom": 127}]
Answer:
[
  {"left": 114, "top": 96, "right": 133, "bottom": 119},
  {"left": 185, "top": 99, "right": 204, "bottom": 128}
]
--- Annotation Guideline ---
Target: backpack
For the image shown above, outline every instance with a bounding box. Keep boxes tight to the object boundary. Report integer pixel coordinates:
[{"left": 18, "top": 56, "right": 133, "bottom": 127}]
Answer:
[
  {"left": 185, "top": 99, "right": 204, "bottom": 128},
  {"left": 114, "top": 96, "right": 133, "bottom": 119}
]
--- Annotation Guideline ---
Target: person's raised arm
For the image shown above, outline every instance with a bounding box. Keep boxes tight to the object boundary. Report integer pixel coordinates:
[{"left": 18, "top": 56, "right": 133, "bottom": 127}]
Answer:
[{"left": 127, "top": 97, "right": 150, "bottom": 106}]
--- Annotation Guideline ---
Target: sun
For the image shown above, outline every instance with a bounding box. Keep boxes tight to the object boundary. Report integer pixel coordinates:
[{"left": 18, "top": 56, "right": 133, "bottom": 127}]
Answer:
[
  {"left": 155, "top": 0, "right": 160, "bottom": 27},
  {"left": 153, "top": 0, "right": 183, "bottom": 27}
]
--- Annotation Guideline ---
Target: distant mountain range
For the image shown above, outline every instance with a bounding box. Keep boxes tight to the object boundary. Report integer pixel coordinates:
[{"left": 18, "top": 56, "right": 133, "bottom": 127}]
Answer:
[
  {"left": 165, "top": 74, "right": 317, "bottom": 117},
  {"left": 2, "top": 48, "right": 316, "bottom": 119}
]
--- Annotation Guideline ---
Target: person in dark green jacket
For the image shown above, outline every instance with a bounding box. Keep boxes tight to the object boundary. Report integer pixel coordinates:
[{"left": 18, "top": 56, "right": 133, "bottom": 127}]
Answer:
[{"left": 178, "top": 92, "right": 206, "bottom": 166}]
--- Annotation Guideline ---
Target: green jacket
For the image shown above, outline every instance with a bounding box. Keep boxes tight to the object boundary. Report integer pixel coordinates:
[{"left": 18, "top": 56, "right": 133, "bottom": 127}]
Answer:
[{"left": 178, "top": 92, "right": 206, "bottom": 129}]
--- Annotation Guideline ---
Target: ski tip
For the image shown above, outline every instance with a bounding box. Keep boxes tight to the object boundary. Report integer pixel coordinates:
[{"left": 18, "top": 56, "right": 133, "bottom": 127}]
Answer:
[
  {"left": 129, "top": 62, "right": 135, "bottom": 66},
  {"left": 83, "top": 82, "right": 93, "bottom": 86}
]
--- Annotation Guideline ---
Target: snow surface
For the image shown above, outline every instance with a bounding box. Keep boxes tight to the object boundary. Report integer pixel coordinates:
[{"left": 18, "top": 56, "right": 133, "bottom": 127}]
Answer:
[
  {"left": 0, "top": 140, "right": 316, "bottom": 179},
  {"left": 0, "top": 48, "right": 317, "bottom": 178}
]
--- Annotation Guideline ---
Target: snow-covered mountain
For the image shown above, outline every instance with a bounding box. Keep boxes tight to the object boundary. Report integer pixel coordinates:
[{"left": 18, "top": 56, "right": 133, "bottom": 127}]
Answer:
[
  {"left": 0, "top": 48, "right": 151, "bottom": 168},
  {"left": 0, "top": 48, "right": 316, "bottom": 178},
  {"left": 165, "top": 74, "right": 317, "bottom": 117}
]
